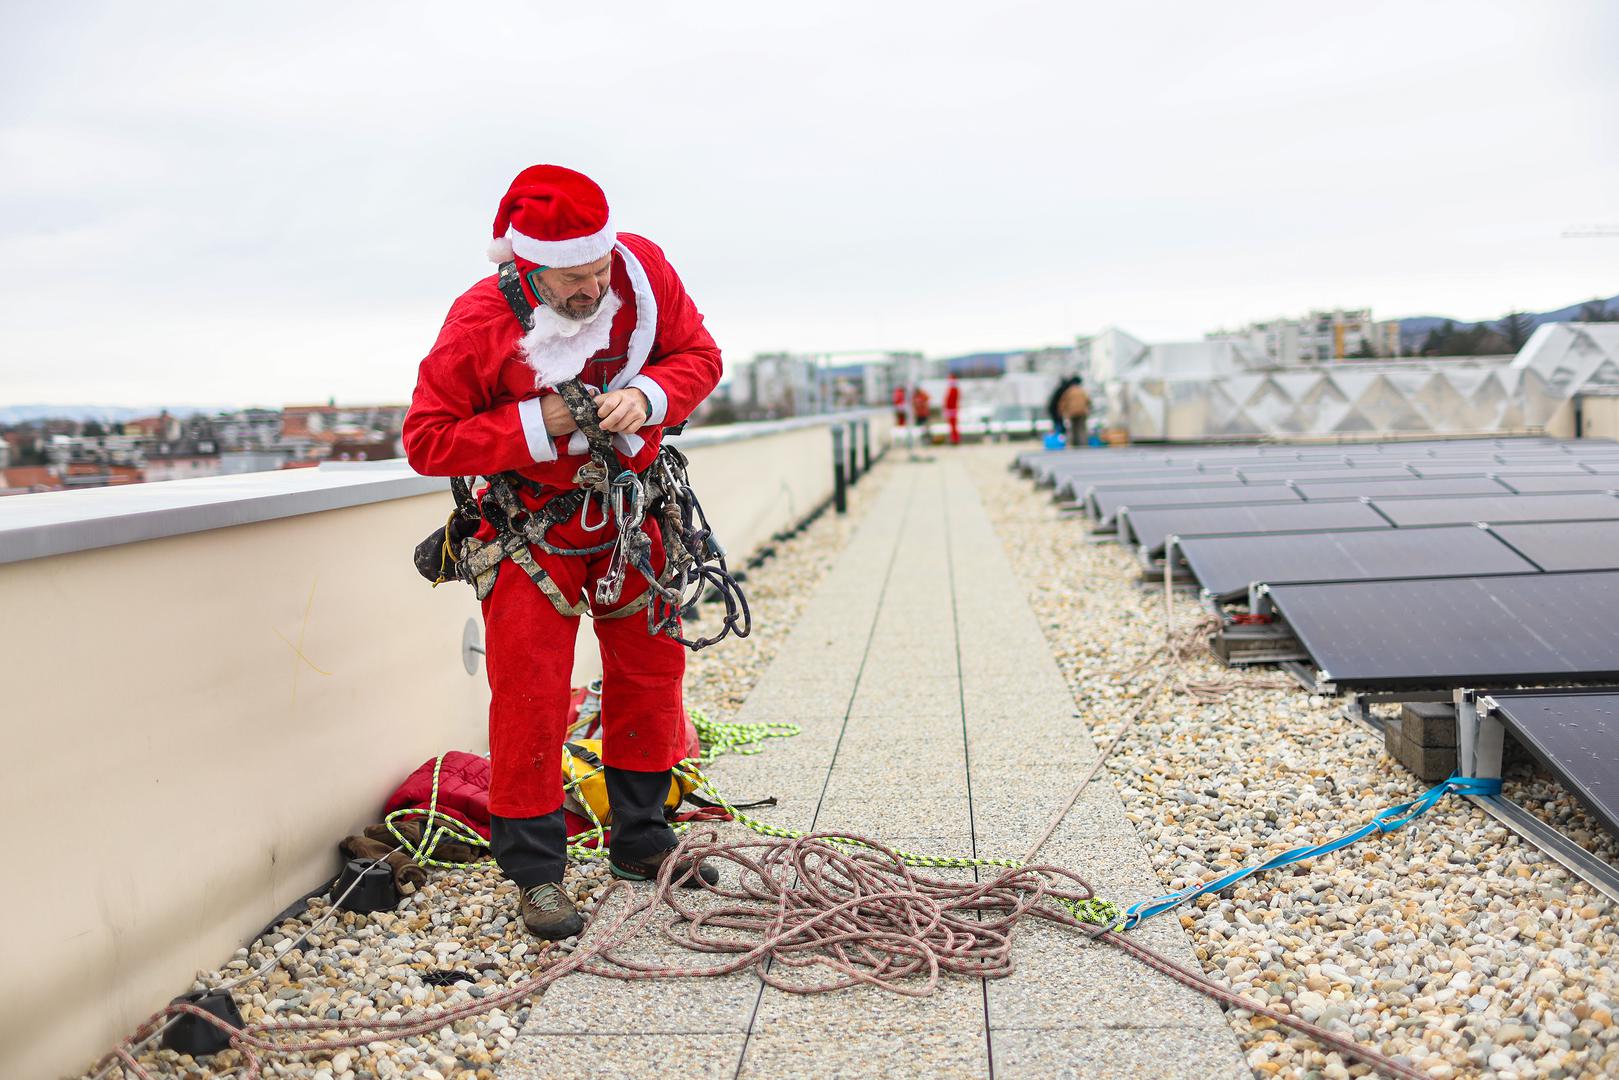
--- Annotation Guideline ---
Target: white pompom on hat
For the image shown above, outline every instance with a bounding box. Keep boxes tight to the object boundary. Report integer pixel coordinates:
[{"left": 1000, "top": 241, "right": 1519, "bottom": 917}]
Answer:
[{"left": 488, "top": 165, "right": 615, "bottom": 268}]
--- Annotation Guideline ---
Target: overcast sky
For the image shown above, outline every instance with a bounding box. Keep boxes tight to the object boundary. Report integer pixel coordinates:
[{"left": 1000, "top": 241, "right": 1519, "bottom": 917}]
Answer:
[{"left": 2, "top": 1, "right": 1616, "bottom": 408}]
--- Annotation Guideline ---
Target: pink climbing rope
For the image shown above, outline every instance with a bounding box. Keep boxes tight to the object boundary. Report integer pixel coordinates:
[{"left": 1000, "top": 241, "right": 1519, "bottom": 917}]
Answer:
[{"left": 96, "top": 829, "right": 1423, "bottom": 1080}]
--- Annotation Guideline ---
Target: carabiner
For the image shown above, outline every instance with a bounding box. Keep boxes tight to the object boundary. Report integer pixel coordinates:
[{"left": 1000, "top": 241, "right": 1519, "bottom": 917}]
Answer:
[{"left": 579, "top": 490, "right": 610, "bottom": 533}]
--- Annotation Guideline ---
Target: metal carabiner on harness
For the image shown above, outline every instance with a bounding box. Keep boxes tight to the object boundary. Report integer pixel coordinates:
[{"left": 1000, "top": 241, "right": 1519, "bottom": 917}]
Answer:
[{"left": 578, "top": 489, "right": 611, "bottom": 533}]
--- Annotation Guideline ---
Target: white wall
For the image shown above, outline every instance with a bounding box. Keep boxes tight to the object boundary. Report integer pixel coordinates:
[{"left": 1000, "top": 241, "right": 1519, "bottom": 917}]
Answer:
[{"left": 0, "top": 411, "right": 887, "bottom": 1080}]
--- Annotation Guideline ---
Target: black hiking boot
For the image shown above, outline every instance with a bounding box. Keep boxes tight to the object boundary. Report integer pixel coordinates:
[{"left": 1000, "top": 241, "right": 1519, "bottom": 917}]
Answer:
[
  {"left": 518, "top": 882, "right": 584, "bottom": 940},
  {"left": 609, "top": 845, "right": 720, "bottom": 888}
]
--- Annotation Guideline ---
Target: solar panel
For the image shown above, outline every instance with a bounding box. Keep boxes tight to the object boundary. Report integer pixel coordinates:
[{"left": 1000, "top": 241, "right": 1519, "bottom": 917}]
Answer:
[
  {"left": 1371, "top": 492, "right": 1619, "bottom": 527},
  {"left": 1078, "top": 473, "right": 1249, "bottom": 513},
  {"left": 1490, "top": 520, "right": 1619, "bottom": 571},
  {"left": 1122, "top": 500, "right": 1391, "bottom": 556},
  {"left": 1483, "top": 690, "right": 1619, "bottom": 837},
  {"left": 1227, "top": 459, "right": 1352, "bottom": 473},
  {"left": 1497, "top": 475, "right": 1619, "bottom": 494},
  {"left": 1179, "top": 525, "right": 1534, "bottom": 600},
  {"left": 1239, "top": 467, "right": 1413, "bottom": 483},
  {"left": 1294, "top": 477, "right": 1510, "bottom": 500},
  {"left": 1408, "top": 464, "right": 1574, "bottom": 477},
  {"left": 1094, "top": 483, "right": 1299, "bottom": 524},
  {"left": 1265, "top": 571, "right": 1619, "bottom": 689},
  {"left": 1055, "top": 468, "right": 1211, "bottom": 499}
]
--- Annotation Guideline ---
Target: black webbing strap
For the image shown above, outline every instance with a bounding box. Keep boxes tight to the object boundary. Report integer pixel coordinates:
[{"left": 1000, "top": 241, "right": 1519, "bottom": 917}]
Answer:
[
  {"left": 494, "top": 260, "right": 628, "bottom": 481},
  {"left": 496, "top": 261, "right": 534, "bottom": 332}
]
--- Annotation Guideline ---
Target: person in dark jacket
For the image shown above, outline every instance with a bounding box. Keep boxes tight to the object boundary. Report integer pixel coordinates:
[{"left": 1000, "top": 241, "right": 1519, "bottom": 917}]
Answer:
[{"left": 1047, "top": 374, "right": 1091, "bottom": 446}]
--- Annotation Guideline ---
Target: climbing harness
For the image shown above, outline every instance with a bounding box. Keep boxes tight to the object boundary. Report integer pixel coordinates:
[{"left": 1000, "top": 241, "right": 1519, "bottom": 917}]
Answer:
[{"left": 413, "top": 260, "right": 749, "bottom": 650}]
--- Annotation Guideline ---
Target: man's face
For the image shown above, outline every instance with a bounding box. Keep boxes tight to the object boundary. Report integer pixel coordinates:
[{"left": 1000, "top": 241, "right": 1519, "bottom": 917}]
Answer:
[{"left": 531, "top": 254, "right": 614, "bottom": 320}]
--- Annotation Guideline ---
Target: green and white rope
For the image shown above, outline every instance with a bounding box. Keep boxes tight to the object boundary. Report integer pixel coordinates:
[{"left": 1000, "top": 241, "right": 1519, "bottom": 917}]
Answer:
[
  {"left": 379, "top": 727, "right": 1122, "bottom": 928},
  {"left": 687, "top": 707, "right": 800, "bottom": 763}
]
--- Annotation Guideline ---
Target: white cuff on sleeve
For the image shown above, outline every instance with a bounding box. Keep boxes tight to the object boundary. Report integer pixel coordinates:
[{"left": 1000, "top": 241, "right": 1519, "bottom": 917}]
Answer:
[
  {"left": 517, "top": 397, "right": 559, "bottom": 463},
  {"left": 626, "top": 374, "right": 669, "bottom": 426}
]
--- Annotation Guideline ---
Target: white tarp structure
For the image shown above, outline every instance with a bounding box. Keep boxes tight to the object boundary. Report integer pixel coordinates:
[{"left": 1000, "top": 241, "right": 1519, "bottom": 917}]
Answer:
[{"left": 1100, "top": 323, "right": 1619, "bottom": 441}]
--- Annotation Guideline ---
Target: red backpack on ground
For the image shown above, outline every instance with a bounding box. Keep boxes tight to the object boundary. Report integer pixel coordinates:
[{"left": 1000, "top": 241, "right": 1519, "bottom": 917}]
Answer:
[{"left": 383, "top": 751, "right": 493, "bottom": 839}]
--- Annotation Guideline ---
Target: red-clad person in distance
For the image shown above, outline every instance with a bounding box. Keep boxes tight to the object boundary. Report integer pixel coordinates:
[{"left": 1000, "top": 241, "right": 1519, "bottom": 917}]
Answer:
[{"left": 944, "top": 373, "right": 961, "bottom": 446}]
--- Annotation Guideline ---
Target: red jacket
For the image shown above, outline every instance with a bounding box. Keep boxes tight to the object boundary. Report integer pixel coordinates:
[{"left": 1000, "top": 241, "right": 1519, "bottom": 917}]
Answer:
[{"left": 403, "top": 233, "right": 723, "bottom": 489}]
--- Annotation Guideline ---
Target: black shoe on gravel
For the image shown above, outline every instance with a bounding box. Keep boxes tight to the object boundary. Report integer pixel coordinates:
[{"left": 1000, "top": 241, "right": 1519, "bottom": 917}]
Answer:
[
  {"left": 519, "top": 882, "right": 584, "bottom": 940},
  {"left": 609, "top": 846, "right": 720, "bottom": 888}
]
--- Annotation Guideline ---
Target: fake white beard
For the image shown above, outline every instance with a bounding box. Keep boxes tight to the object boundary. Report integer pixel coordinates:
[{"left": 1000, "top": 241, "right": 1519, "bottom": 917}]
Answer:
[{"left": 518, "top": 287, "right": 623, "bottom": 389}]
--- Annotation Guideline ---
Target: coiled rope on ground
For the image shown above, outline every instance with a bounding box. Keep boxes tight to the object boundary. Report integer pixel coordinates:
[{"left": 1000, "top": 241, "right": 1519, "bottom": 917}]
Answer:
[{"left": 99, "top": 829, "right": 1426, "bottom": 1080}]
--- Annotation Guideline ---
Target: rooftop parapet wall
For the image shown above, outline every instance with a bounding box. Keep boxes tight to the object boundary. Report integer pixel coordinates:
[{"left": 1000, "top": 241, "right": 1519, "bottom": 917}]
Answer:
[{"left": 0, "top": 410, "right": 886, "bottom": 1080}]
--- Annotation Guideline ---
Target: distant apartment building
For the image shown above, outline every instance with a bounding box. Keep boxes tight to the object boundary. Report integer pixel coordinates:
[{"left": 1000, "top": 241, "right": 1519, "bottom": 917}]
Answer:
[
  {"left": 1209, "top": 308, "right": 1402, "bottom": 364},
  {"left": 736, "top": 352, "right": 930, "bottom": 416},
  {"left": 123, "top": 413, "right": 184, "bottom": 441},
  {"left": 211, "top": 408, "right": 284, "bottom": 450}
]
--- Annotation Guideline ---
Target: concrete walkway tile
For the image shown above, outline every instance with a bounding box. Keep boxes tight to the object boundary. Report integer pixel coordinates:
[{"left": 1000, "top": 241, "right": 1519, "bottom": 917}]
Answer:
[
  {"left": 517, "top": 892, "right": 767, "bottom": 1036},
  {"left": 983, "top": 923, "right": 1221, "bottom": 1031},
  {"left": 703, "top": 761, "right": 833, "bottom": 805},
  {"left": 761, "top": 635, "right": 872, "bottom": 672},
  {"left": 734, "top": 687, "right": 856, "bottom": 723},
  {"left": 738, "top": 1028, "right": 990, "bottom": 1079},
  {"left": 710, "top": 726, "right": 846, "bottom": 760},
  {"left": 967, "top": 768, "right": 1123, "bottom": 824},
  {"left": 835, "top": 712, "right": 958, "bottom": 738},
  {"left": 504, "top": 1033, "right": 747, "bottom": 1080},
  {"left": 963, "top": 729, "right": 1097, "bottom": 768},
  {"left": 521, "top": 968, "right": 763, "bottom": 1036},
  {"left": 988, "top": 1025, "right": 1251, "bottom": 1080},
  {"left": 815, "top": 795, "right": 972, "bottom": 837},
  {"left": 961, "top": 689, "right": 1078, "bottom": 725},
  {"left": 962, "top": 717, "right": 1091, "bottom": 750},
  {"left": 748, "top": 665, "right": 867, "bottom": 697},
  {"left": 821, "top": 760, "right": 967, "bottom": 802},
  {"left": 847, "top": 678, "right": 963, "bottom": 719},
  {"left": 956, "top": 647, "right": 1050, "bottom": 680},
  {"left": 751, "top": 975, "right": 986, "bottom": 1035},
  {"left": 834, "top": 720, "right": 967, "bottom": 756},
  {"left": 737, "top": 799, "right": 833, "bottom": 835},
  {"left": 849, "top": 642, "right": 960, "bottom": 676}
]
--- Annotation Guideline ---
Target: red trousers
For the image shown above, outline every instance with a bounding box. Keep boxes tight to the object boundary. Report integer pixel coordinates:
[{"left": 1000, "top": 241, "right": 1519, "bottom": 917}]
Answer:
[
  {"left": 946, "top": 411, "right": 960, "bottom": 445},
  {"left": 480, "top": 497, "right": 687, "bottom": 819}
]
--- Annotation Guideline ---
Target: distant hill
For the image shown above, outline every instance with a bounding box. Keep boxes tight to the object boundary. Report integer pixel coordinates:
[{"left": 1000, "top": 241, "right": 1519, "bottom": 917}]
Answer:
[{"left": 1399, "top": 292, "right": 1619, "bottom": 352}]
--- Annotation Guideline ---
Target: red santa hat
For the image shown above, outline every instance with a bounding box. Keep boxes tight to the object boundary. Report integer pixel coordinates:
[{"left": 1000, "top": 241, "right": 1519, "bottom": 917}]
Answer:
[{"left": 486, "top": 165, "right": 615, "bottom": 267}]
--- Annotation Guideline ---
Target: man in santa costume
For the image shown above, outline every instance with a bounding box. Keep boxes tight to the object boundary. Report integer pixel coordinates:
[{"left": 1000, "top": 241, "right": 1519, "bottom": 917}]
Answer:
[{"left": 404, "top": 165, "right": 723, "bottom": 939}]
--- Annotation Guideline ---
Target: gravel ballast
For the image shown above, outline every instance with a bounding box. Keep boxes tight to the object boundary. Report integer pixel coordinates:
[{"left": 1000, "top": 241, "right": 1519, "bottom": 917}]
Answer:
[{"left": 966, "top": 445, "right": 1619, "bottom": 1080}]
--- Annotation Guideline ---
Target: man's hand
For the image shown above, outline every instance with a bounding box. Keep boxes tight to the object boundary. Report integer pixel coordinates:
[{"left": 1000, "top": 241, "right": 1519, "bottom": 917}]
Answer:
[
  {"left": 539, "top": 392, "right": 585, "bottom": 436},
  {"left": 595, "top": 388, "right": 650, "bottom": 434}
]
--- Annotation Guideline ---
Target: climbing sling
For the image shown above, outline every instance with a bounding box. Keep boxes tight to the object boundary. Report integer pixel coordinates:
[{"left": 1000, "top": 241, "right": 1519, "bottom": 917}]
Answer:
[{"left": 413, "top": 261, "right": 750, "bottom": 651}]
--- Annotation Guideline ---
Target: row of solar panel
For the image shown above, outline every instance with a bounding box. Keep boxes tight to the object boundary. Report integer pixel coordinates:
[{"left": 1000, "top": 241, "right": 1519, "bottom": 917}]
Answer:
[
  {"left": 1021, "top": 438, "right": 1619, "bottom": 838},
  {"left": 1019, "top": 435, "right": 1616, "bottom": 487}
]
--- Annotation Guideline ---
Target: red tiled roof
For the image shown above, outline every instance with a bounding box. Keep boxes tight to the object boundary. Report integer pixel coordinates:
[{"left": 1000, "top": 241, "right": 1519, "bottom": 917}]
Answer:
[{"left": 1, "top": 467, "right": 64, "bottom": 491}]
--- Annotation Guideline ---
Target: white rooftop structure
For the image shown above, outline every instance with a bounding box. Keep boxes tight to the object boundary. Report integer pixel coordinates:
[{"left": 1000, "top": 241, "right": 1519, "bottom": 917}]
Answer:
[{"left": 1095, "top": 323, "right": 1619, "bottom": 441}]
